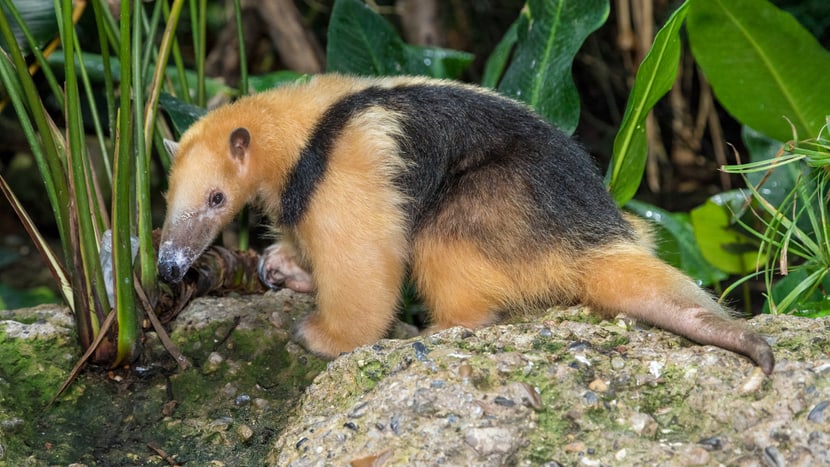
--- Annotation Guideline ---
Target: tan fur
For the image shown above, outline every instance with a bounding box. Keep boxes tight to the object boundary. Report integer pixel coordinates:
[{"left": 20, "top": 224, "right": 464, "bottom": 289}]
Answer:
[
  {"left": 289, "top": 106, "right": 411, "bottom": 355},
  {"left": 160, "top": 74, "right": 774, "bottom": 373}
]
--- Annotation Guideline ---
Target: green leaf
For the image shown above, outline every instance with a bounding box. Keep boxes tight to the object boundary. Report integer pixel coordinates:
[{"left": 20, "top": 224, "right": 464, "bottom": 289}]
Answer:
[
  {"left": 403, "top": 46, "right": 474, "bottom": 80},
  {"left": 247, "top": 71, "right": 308, "bottom": 93},
  {"left": 498, "top": 0, "right": 608, "bottom": 134},
  {"left": 687, "top": 0, "right": 830, "bottom": 142},
  {"left": 47, "top": 51, "right": 236, "bottom": 102},
  {"left": 689, "top": 190, "right": 762, "bottom": 275},
  {"left": 765, "top": 265, "right": 829, "bottom": 315},
  {"left": 606, "top": 1, "right": 689, "bottom": 205},
  {"left": 741, "top": 126, "right": 801, "bottom": 209},
  {"left": 482, "top": 14, "right": 524, "bottom": 89},
  {"left": 0, "top": 0, "right": 57, "bottom": 53},
  {"left": 325, "top": 0, "right": 472, "bottom": 78},
  {"left": 626, "top": 199, "right": 727, "bottom": 286},
  {"left": 159, "top": 92, "right": 206, "bottom": 137}
]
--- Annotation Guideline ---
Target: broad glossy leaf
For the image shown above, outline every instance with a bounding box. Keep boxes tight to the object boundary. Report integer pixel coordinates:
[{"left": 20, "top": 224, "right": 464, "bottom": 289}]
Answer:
[
  {"left": 159, "top": 92, "right": 206, "bottom": 137},
  {"left": 482, "top": 14, "right": 524, "bottom": 89},
  {"left": 626, "top": 199, "right": 727, "bottom": 286},
  {"left": 606, "top": 2, "right": 688, "bottom": 205},
  {"left": 690, "top": 190, "right": 762, "bottom": 275},
  {"left": 688, "top": 0, "right": 830, "bottom": 142},
  {"left": 47, "top": 51, "right": 236, "bottom": 101},
  {"left": 498, "top": 0, "right": 608, "bottom": 134},
  {"left": 403, "top": 46, "right": 473, "bottom": 80},
  {"left": 326, "top": 0, "right": 472, "bottom": 78},
  {"left": 248, "top": 71, "right": 308, "bottom": 93},
  {"left": 0, "top": 0, "right": 57, "bottom": 53}
]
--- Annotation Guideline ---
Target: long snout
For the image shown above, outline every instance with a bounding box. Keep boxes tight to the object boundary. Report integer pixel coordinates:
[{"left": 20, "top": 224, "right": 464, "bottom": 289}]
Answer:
[
  {"left": 157, "top": 241, "right": 198, "bottom": 284},
  {"left": 158, "top": 257, "right": 185, "bottom": 283}
]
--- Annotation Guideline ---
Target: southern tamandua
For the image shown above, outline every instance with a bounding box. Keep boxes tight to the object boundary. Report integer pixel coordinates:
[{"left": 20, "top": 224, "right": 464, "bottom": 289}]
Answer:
[{"left": 157, "top": 74, "right": 774, "bottom": 374}]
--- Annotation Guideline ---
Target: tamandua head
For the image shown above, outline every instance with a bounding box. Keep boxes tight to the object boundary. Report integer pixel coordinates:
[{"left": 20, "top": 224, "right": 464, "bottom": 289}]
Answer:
[{"left": 158, "top": 127, "right": 255, "bottom": 283}]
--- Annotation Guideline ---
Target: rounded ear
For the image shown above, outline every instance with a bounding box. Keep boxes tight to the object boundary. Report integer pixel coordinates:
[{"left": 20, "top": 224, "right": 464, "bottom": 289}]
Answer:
[
  {"left": 163, "top": 139, "right": 180, "bottom": 159},
  {"left": 230, "top": 127, "right": 251, "bottom": 161}
]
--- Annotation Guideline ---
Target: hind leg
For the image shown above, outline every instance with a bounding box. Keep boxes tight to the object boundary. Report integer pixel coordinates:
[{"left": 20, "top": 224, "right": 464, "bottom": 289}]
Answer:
[
  {"left": 412, "top": 235, "right": 513, "bottom": 331},
  {"left": 582, "top": 243, "right": 774, "bottom": 374}
]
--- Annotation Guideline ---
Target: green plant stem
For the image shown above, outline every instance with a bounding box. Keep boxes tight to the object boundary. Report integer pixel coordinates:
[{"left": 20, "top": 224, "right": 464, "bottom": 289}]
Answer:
[
  {"left": 233, "top": 0, "right": 250, "bottom": 251},
  {"left": 111, "top": 0, "right": 139, "bottom": 366},
  {"left": 190, "top": 0, "right": 207, "bottom": 107},
  {"left": 0, "top": 1, "right": 70, "bottom": 259},
  {"left": 74, "top": 27, "right": 114, "bottom": 197},
  {"left": 58, "top": 0, "right": 110, "bottom": 336},
  {"left": 90, "top": 0, "right": 117, "bottom": 140},
  {"left": 234, "top": 0, "right": 248, "bottom": 95},
  {"left": 140, "top": 0, "right": 164, "bottom": 83},
  {"left": 162, "top": 0, "right": 191, "bottom": 106},
  {"left": 139, "top": 0, "right": 187, "bottom": 303}
]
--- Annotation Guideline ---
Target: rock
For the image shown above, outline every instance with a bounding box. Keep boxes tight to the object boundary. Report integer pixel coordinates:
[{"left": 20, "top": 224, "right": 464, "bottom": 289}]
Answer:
[
  {"left": 270, "top": 308, "right": 830, "bottom": 465},
  {"left": 0, "top": 296, "right": 829, "bottom": 465}
]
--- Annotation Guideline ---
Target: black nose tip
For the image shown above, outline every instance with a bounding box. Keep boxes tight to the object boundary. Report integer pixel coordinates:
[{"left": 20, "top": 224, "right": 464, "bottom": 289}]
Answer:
[{"left": 158, "top": 261, "right": 182, "bottom": 283}]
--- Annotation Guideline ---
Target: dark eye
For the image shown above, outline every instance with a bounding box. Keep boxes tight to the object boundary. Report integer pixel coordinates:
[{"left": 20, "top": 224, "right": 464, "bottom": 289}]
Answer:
[{"left": 208, "top": 191, "right": 225, "bottom": 208}]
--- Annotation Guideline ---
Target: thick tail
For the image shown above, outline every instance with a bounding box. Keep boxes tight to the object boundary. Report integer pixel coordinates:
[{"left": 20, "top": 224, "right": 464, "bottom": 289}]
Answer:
[{"left": 581, "top": 243, "right": 774, "bottom": 375}]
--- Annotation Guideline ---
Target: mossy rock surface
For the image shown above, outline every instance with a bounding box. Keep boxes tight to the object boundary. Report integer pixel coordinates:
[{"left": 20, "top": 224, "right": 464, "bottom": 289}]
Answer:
[
  {"left": 0, "top": 290, "right": 325, "bottom": 466},
  {"left": 0, "top": 294, "right": 828, "bottom": 465}
]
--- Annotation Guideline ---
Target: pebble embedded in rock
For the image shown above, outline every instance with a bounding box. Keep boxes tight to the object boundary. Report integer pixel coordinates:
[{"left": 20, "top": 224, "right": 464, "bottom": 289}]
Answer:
[
  {"left": 628, "top": 412, "right": 657, "bottom": 437},
  {"left": 205, "top": 352, "right": 223, "bottom": 373},
  {"left": 678, "top": 444, "right": 711, "bottom": 465},
  {"left": 739, "top": 367, "right": 766, "bottom": 394},
  {"left": 493, "top": 396, "right": 515, "bottom": 407},
  {"left": 588, "top": 378, "right": 608, "bottom": 392},
  {"left": 457, "top": 363, "right": 473, "bottom": 380},
  {"left": 807, "top": 400, "right": 828, "bottom": 423},
  {"left": 464, "top": 427, "right": 515, "bottom": 456},
  {"left": 237, "top": 424, "right": 254, "bottom": 442},
  {"left": 698, "top": 436, "right": 723, "bottom": 451},
  {"left": 348, "top": 401, "right": 369, "bottom": 419},
  {"left": 412, "top": 341, "right": 429, "bottom": 361},
  {"left": 564, "top": 441, "right": 586, "bottom": 453}
]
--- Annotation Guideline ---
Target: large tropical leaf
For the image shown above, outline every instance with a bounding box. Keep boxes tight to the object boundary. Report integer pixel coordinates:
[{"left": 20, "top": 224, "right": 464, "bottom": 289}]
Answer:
[
  {"left": 687, "top": 0, "right": 830, "bottom": 142},
  {"left": 0, "top": 0, "right": 57, "bottom": 53},
  {"left": 481, "top": 15, "right": 524, "bottom": 89},
  {"left": 689, "top": 190, "right": 762, "bottom": 275},
  {"left": 497, "top": 0, "right": 608, "bottom": 134},
  {"left": 606, "top": 2, "right": 689, "bottom": 205},
  {"left": 326, "top": 0, "right": 473, "bottom": 78}
]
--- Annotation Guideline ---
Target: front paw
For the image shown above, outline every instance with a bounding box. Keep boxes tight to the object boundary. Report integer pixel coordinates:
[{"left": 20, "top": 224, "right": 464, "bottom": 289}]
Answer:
[
  {"left": 292, "top": 314, "right": 347, "bottom": 359},
  {"left": 258, "top": 243, "right": 314, "bottom": 293}
]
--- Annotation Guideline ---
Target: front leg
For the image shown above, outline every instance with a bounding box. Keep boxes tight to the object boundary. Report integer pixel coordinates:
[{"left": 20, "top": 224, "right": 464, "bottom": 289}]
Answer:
[
  {"left": 292, "top": 223, "right": 409, "bottom": 358},
  {"left": 283, "top": 106, "right": 412, "bottom": 358}
]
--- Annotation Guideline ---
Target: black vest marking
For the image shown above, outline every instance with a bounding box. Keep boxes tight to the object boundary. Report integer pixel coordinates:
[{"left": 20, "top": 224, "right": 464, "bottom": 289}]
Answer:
[
  {"left": 279, "top": 83, "right": 633, "bottom": 249},
  {"left": 279, "top": 90, "right": 386, "bottom": 226}
]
